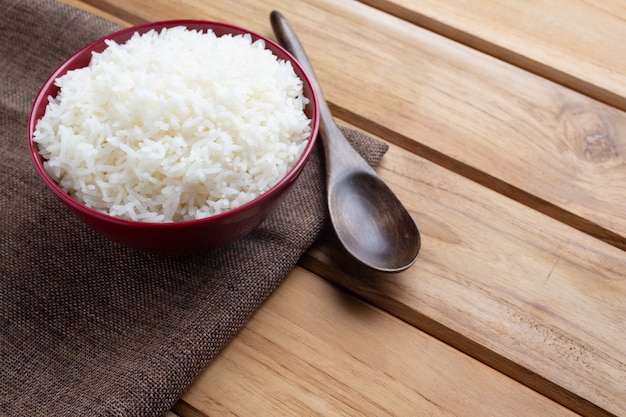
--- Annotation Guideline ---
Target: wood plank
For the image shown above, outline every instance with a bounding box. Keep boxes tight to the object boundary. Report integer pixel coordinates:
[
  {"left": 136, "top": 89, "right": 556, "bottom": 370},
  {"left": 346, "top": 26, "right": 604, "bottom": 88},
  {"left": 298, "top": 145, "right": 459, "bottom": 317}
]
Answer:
[
  {"left": 359, "top": 0, "right": 626, "bottom": 112},
  {"left": 180, "top": 267, "right": 580, "bottom": 417},
  {"left": 73, "top": 0, "right": 626, "bottom": 250},
  {"left": 301, "top": 127, "right": 626, "bottom": 417}
]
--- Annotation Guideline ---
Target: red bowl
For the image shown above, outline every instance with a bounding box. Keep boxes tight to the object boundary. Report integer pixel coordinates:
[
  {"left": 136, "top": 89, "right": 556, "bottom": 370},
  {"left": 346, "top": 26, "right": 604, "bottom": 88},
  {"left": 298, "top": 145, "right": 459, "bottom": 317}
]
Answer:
[{"left": 28, "top": 20, "right": 319, "bottom": 254}]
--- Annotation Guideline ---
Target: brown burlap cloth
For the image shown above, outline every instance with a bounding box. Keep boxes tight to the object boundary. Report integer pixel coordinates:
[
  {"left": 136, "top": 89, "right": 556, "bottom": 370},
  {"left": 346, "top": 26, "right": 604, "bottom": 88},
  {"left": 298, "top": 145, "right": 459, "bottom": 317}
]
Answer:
[{"left": 0, "top": 1, "right": 388, "bottom": 416}]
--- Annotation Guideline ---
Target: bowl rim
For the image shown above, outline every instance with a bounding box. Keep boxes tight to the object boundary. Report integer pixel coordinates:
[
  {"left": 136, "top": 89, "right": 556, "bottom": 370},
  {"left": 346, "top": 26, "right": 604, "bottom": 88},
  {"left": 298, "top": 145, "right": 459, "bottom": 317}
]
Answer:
[{"left": 27, "top": 19, "right": 320, "bottom": 229}]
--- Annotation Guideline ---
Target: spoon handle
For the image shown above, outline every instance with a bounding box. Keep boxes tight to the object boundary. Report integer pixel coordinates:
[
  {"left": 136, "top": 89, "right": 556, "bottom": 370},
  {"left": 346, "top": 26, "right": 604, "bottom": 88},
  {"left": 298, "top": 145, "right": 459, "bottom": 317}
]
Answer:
[
  {"left": 271, "top": 11, "right": 421, "bottom": 273},
  {"left": 270, "top": 11, "right": 368, "bottom": 173}
]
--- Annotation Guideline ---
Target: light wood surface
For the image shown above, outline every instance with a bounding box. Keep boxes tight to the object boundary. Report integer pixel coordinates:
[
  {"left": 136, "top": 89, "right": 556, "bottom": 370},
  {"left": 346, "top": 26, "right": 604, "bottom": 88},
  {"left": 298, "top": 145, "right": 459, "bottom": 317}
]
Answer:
[
  {"left": 304, "top": 131, "right": 626, "bottom": 416},
  {"left": 360, "top": 0, "right": 626, "bottom": 112},
  {"left": 181, "top": 267, "right": 578, "bottom": 417},
  {"left": 63, "top": 1, "right": 626, "bottom": 416}
]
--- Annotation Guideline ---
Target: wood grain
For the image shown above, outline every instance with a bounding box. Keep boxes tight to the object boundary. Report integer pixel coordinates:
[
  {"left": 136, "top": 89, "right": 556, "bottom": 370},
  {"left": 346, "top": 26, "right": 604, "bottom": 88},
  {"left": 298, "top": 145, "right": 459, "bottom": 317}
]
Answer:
[
  {"left": 359, "top": 0, "right": 626, "bottom": 112},
  {"left": 302, "top": 128, "right": 626, "bottom": 417},
  {"left": 182, "top": 267, "right": 580, "bottom": 417},
  {"left": 71, "top": 0, "right": 626, "bottom": 250}
]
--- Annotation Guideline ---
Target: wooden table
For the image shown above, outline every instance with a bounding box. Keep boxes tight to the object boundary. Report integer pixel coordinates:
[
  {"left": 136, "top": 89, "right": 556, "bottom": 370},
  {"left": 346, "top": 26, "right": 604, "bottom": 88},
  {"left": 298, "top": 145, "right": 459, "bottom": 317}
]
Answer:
[{"left": 65, "top": 1, "right": 626, "bottom": 416}]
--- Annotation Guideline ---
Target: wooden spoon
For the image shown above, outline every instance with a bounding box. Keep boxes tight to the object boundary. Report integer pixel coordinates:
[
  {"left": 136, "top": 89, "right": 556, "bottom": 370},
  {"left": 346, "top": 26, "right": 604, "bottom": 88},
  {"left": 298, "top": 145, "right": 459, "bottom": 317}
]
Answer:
[{"left": 271, "top": 11, "right": 421, "bottom": 272}]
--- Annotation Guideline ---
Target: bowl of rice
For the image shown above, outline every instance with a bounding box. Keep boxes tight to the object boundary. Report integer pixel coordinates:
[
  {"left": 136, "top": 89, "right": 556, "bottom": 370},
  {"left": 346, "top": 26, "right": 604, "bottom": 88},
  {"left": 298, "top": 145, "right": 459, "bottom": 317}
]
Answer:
[{"left": 28, "top": 20, "right": 319, "bottom": 253}]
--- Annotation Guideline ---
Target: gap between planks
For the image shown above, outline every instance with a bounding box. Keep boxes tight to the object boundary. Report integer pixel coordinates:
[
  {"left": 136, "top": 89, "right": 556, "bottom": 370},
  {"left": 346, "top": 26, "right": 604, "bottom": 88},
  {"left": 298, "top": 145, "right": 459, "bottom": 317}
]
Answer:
[
  {"left": 330, "top": 104, "right": 626, "bottom": 252},
  {"left": 357, "top": 0, "right": 626, "bottom": 114}
]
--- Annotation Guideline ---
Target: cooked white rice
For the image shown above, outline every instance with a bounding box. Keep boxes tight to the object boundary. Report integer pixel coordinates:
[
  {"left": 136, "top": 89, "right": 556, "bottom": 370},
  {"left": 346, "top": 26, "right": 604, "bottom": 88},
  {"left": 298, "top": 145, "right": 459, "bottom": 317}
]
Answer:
[{"left": 33, "top": 26, "right": 311, "bottom": 222}]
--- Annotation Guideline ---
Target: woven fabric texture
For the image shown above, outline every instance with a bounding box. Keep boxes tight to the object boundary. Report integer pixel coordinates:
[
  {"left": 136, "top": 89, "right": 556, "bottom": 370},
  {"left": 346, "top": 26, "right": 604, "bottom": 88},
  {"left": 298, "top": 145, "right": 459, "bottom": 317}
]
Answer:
[{"left": 0, "top": 1, "right": 388, "bottom": 416}]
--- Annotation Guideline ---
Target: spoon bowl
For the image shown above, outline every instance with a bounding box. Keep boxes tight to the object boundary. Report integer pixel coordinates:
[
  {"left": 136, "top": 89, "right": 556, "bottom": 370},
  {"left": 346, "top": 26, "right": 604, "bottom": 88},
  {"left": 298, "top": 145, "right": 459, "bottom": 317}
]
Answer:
[
  {"left": 271, "top": 11, "right": 421, "bottom": 272},
  {"left": 330, "top": 170, "right": 420, "bottom": 272}
]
